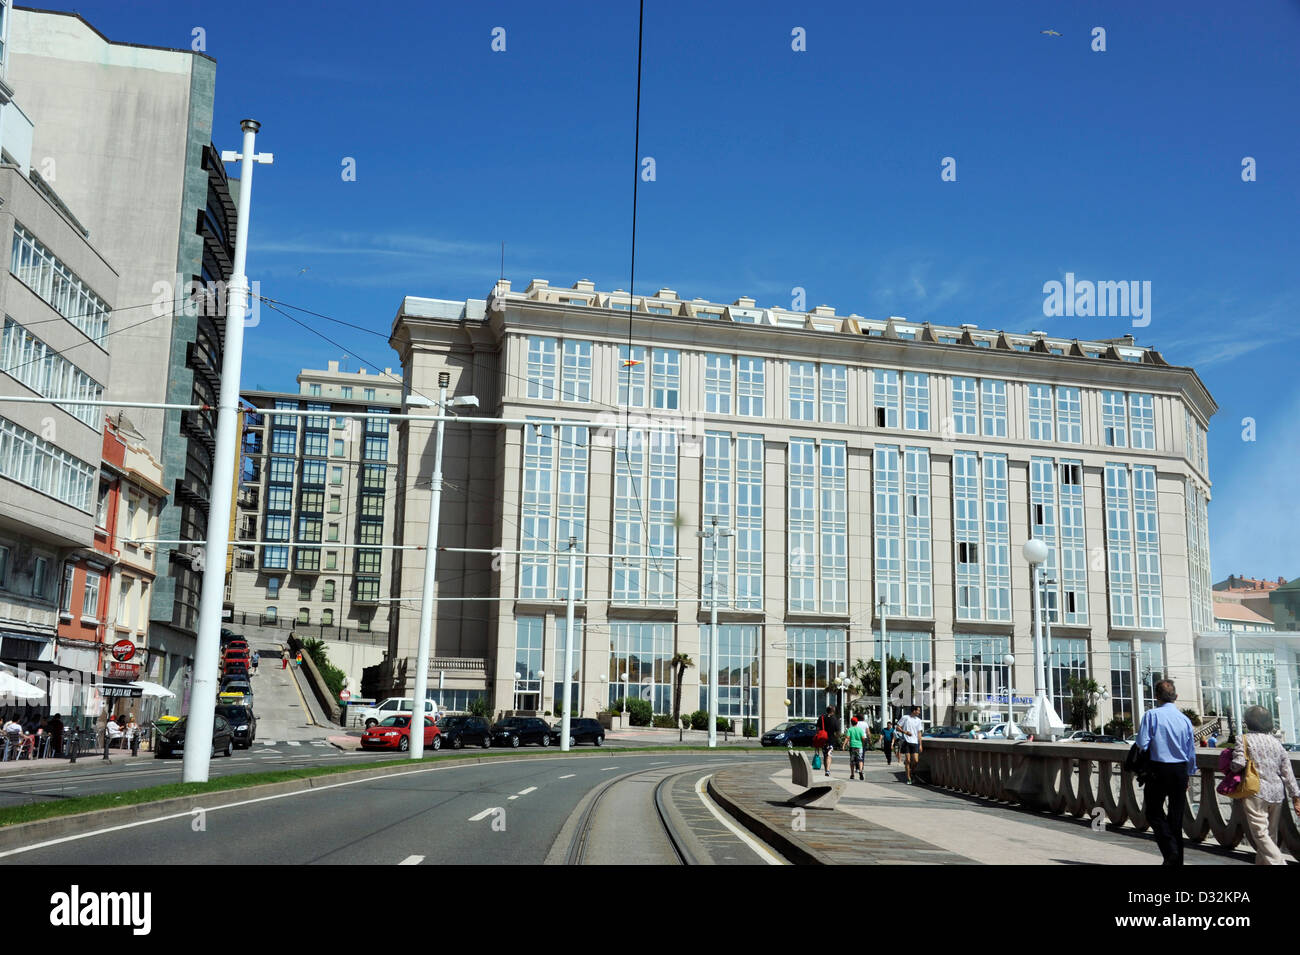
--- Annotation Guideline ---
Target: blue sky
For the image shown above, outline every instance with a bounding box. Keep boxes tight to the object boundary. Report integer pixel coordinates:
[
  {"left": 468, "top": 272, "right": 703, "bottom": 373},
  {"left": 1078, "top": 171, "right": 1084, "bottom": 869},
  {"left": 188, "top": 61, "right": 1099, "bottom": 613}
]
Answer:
[{"left": 58, "top": 0, "right": 1300, "bottom": 581}]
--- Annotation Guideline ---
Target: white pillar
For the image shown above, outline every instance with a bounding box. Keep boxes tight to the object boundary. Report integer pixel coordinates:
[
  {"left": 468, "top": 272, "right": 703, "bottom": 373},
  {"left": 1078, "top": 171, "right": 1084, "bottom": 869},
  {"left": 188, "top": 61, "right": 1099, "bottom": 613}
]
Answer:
[
  {"left": 560, "top": 537, "right": 577, "bottom": 751},
  {"left": 410, "top": 376, "right": 449, "bottom": 760}
]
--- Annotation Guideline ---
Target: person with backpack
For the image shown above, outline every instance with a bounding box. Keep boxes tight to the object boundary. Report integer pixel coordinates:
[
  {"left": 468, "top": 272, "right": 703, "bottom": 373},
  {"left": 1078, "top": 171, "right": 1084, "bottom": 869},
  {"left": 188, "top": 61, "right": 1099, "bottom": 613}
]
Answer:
[{"left": 815, "top": 705, "right": 841, "bottom": 778}]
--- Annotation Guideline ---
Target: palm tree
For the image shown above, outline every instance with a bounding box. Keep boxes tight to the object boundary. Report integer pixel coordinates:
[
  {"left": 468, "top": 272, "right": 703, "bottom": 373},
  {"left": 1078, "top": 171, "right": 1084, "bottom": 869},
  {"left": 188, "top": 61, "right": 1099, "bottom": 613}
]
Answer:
[{"left": 671, "top": 653, "right": 694, "bottom": 723}]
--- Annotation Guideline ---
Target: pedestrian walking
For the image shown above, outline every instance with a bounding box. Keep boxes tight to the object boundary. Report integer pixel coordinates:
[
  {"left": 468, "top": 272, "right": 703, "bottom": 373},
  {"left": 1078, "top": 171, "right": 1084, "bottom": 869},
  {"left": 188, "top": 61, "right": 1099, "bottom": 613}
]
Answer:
[
  {"left": 815, "top": 705, "right": 841, "bottom": 778},
  {"left": 1135, "top": 679, "right": 1197, "bottom": 865},
  {"left": 845, "top": 716, "right": 866, "bottom": 780},
  {"left": 251, "top": 650, "right": 260, "bottom": 674},
  {"left": 281, "top": 648, "right": 288, "bottom": 670},
  {"left": 897, "top": 705, "right": 925, "bottom": 784},
  {"left": 1230, "top": 706, "right": 1300, "bottom": 865},
  {"left": 880, "top": 721, "right": 896, "bottom": 765},
  {"left": 1208, "top": 733, "right": 1218, "bottom": 748}
]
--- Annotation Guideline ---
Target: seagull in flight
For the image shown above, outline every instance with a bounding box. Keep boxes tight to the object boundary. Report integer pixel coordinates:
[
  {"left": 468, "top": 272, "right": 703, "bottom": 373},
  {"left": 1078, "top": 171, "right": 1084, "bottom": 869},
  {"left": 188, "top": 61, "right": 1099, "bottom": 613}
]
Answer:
[
  {"left": 1041, "top": 29, "right": 1062, "bottom": 37},
  {"left": 297, "top": 267, "right": 310, "bottom": 275}
]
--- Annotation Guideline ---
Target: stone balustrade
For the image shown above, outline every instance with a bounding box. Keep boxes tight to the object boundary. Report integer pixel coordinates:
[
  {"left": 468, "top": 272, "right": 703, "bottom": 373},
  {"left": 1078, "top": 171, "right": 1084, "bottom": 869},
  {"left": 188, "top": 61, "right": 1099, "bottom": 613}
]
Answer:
[{"left": 919, "top": 738, "right": 1300, "bottom": 860}]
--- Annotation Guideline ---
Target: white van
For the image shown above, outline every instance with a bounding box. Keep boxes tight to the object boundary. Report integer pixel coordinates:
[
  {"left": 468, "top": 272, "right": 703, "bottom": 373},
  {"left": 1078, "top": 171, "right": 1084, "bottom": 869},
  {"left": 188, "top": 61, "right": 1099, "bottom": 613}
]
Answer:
[{"left": 354, "top": 697, "right": 436, "bottom": 729}]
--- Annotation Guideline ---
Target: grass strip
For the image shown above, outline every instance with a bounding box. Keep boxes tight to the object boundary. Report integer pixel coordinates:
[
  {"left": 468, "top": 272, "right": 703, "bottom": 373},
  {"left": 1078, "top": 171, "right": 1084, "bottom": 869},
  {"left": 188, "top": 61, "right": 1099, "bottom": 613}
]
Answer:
[{"left": 0, "top": 745, "right": 765, "bottom": 828}]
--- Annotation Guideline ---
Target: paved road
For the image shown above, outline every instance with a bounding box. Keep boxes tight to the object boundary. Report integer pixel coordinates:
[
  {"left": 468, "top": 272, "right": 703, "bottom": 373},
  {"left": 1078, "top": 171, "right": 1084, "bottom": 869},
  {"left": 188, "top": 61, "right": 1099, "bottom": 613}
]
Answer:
[{"left": 0, "top": 752, "right": 777, "bottom": 865}]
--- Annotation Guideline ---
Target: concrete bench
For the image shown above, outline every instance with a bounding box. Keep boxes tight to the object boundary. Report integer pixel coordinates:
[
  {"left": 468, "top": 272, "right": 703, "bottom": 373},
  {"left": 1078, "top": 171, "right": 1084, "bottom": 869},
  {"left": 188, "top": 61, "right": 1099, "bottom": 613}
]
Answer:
[{"left": 786, "top": 751, "right": 846, "bottom": 810}]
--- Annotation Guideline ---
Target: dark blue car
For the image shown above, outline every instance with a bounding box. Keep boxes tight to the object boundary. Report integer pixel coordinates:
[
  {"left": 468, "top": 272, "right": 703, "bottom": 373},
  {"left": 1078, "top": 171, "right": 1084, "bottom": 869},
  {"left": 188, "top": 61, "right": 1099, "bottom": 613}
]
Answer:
[{"left": 760, "top": 721, "right": 819, "bottom": 748}]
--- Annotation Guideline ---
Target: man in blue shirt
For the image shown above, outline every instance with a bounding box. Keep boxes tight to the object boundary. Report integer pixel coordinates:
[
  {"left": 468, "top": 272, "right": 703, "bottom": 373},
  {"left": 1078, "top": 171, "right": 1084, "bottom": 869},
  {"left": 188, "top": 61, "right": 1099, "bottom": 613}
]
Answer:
[{"left": 1135, "top": 679, "right": 1197, "bottom": 865}]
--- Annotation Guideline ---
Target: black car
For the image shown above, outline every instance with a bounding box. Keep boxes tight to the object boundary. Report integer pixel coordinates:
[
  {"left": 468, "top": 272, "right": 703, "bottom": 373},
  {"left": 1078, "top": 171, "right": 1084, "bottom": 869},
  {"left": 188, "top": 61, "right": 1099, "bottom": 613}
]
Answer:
[
  {"left": 435, "top": 716, "right": 492, "bottom": 749},
  {"left": 490, "top": 717, "right": 553, "bottom": 748},
  {"left": 760, "top": 721, "right": 819, "bottom": 748},
  {"left": 215, "top": 704, "right": 257, "bottom": 748},
  {"left": 155, "top": 715, "right": 235, "bottom": 758},
  {"left": 551, "top": 718, "right": 605, "bottom": 747}
]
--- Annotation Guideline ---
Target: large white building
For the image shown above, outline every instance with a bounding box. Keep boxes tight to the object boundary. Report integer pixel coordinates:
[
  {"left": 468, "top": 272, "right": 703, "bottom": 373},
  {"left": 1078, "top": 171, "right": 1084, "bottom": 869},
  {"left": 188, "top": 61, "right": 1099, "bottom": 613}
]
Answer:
[{"left": 383, "top": 279, "right": 1218, "bottom": 732}]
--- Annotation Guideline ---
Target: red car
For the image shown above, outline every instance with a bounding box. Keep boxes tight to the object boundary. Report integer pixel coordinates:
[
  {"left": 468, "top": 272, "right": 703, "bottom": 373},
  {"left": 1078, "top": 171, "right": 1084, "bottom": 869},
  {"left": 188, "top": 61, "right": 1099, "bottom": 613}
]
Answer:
[{"left": 360, "top": 715, "right": 441, "bottom": 752}]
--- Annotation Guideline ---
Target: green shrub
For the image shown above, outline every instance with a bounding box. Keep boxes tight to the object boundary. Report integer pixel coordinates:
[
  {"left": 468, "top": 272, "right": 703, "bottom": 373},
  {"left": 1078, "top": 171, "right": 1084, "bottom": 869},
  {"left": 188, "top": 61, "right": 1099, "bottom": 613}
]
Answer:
[
  {"left": 689, "top": 709, "right": 709, "bottom": 731},
  {"left": 681, "top": 715, "right": 692, "bottom": 730},
  {"left": 625, "top": 698, "right": 653, "bottom": 726},
  {"left": 609, "top": 697, "right": 625, "bottom": 714},
  {"left": 1181, "top": 708, "right": 1201, "bottom": 727},
  {"left": 743, "top": 720, "right": 757, "bottom": 738},
  {"left": 467, "top": 696, "right": 493, "bottom": 719},
  {"left": 651, "top": 714, "right": 677, "bottom": 729},
  {"left": 716, "top": 717, "right": 733, "bottom": 733}
]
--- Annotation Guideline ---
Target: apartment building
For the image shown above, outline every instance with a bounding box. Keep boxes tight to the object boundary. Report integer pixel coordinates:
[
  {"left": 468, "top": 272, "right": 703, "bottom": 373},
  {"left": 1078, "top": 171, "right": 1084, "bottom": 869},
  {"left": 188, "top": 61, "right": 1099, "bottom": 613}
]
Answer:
[
  {"left": 229, "top": 364, "right": 401, "bottom": 638},
  {"left": 9, "top": 7, "right": 236, "bottom": 677},
  {"left": 386, "top": 279, "right": 1220, "bottom": 732},
  {"left": 0, "top": 104, "right": 116, "bottom": 701}
]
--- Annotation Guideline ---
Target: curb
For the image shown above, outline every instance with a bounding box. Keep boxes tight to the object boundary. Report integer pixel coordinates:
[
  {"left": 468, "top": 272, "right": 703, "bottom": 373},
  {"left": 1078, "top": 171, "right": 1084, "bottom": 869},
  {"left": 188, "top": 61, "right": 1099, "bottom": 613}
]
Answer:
[{"left": 706, "top": 769, "right": 827, "bottom": 866}]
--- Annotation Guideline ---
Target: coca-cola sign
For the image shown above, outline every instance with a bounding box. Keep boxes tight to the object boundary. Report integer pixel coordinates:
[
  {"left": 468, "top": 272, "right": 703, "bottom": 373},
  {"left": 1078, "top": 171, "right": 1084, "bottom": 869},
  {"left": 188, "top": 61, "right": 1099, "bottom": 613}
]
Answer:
[{"left": 111, "top": 640, "right": 136, "bottom": 662}]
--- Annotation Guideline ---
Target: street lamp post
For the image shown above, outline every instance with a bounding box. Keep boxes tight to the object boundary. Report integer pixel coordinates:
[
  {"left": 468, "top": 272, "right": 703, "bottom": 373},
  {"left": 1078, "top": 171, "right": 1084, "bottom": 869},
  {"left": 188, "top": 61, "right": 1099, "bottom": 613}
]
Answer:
[
  {"left": 697, "top": 517, "right": 733, "bottom": 749},
  {"left": 1002, "top": 654, "right": 1016, "bottom": 727},
  {"left": 1228, "top": 624, "right": 1243, "bottom": 739},
  {"left": 1021, "top": 538, "right": 1064, "bottom": 738},
  {"left": 560, "top": 536, "right": 578, "bottom": 751},
  {"left": 878, "top": 596, "right": 889, "bottom": 730},
  {"left": 406, "top": 377, "right": 479, "bottom": 761}
]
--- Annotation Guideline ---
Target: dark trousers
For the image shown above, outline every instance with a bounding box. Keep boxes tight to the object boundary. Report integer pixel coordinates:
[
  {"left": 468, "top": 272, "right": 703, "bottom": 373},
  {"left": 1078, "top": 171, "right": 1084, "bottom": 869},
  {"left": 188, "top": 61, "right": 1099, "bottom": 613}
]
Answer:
[
  {"left": 882, "top": 741, "right": 893, "bottom": 764},
  {"left": 1145, "top": 761, "right": 1189, "bottom": 865}
]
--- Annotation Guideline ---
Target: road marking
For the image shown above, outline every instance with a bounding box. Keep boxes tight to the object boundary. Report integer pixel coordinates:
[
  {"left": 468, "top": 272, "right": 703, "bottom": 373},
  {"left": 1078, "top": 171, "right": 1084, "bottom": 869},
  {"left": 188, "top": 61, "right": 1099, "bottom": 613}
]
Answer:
[
  {"left": 398, "top": 855, "right": 424, "bottom": 865},
  {"left": 287, "top": 741, "right": 301, "bottom": 747},
  {"left": 558, "top": 774, "right": 576, "bottom": 779},
  {"left": 261, "top": 740, "right": 276, "bottom": 746},
  {"left": 694, "top": 775, "right": 785, "bottom": 865},
  {"left": 648, "top": 761, "right": 670, "bottom": 766},
  {"left": 507, "top": 785, "right": 538, "bottom": 800},
  {"left": 600, "top": 766, "right": 619, "bottom": 772},
  {"left": 468, "top": 807, "right": 500, "bottom": 822}
]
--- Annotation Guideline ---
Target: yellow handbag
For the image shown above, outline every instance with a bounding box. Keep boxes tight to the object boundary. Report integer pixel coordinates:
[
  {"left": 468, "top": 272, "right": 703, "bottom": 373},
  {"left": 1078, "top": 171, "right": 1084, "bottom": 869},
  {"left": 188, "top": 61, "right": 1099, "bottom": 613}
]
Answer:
[{"left": 1224, "top": 737, "right": 1261, "bottom": 800}]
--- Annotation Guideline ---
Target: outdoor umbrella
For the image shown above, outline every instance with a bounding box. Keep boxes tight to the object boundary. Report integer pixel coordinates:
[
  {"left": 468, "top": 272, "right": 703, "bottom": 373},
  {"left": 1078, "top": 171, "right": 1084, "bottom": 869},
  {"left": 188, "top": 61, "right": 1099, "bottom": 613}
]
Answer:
[
  {"left": 0, "top": 670, "right": 46, "bottom": 700},
  {"left": 128, "top": 681, "right": 176, "bottom": 699}
]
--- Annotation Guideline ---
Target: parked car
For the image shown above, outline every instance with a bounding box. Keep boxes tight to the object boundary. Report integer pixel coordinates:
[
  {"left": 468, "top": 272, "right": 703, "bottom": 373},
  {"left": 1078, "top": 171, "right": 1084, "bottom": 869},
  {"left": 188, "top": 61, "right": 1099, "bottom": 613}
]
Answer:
[
  {"left": 360, "top": 714, "right": 439, "bottom": 752},
  {"left": 490, "top": 716, "right": 553, "bottom": 748},
  {"left": 220, "top": 677, "right": 253, "bottom": 698},
  {"left": 760, "top": 721, "right": 819, "bottom": 748},
  {"left": 550, "top": 718, "right": 605, "bottom": 747},
  {"left": 1282, "top": 743, "right": 1300, "bottom": 753},
  {"left": 215, "top": 703, "right": 257, "bottom": 748},
  {"left": 1060, "top": 730, "right": 1096, "bottom": 743},
  {"left": 222, "top": 659, "right": 249, "bottom": 677},
  {"left": 923, "top": 725, "right": 964, "bottom": 738},
  {"left": 1091, "top": 734, "right": 1124, "bottom": 744},
  {"left": 961, "top": 722, "right": 1027, "bottom": 740},
  {"left": 435, "top": 715, "right": 493, "bottom": 749},
  {"left": 354, "top": 697, "right": 436, "bottom": 730},
  {"left": 155, "top": 715, "right": 234, "bottom": 759}
]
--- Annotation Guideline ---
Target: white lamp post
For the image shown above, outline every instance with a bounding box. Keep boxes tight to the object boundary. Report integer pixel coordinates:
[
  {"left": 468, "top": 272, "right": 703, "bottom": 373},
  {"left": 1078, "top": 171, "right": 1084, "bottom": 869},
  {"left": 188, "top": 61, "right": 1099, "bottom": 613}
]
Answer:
[
  {"left": 1002, "top": 653, "right": 1016, "bottom": 728},
  {"left": 697, "top": 518, "right": 733, "bottom": 748},
  {"left": 1021, "top": 538, "right": 1064, "bottom": 738},
  {"left": 560, "top": 535, "right": 578, "bottom": 751},
  {"left": 405, "top": 379, "right": 478, "bottom": 760},
  {"left": 878, "top": 596, "right": 889, "bottom": 729}
]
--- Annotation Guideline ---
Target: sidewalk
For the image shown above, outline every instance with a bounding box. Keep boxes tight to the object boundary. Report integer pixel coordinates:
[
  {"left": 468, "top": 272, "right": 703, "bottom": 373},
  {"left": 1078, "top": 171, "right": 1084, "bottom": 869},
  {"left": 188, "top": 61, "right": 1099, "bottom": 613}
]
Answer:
[
  {"left": 0, "top": 746, "right": 153, "bottom": 777},
  {"left": 709, "top": 754, "right": 1255, "bottom": 865}
]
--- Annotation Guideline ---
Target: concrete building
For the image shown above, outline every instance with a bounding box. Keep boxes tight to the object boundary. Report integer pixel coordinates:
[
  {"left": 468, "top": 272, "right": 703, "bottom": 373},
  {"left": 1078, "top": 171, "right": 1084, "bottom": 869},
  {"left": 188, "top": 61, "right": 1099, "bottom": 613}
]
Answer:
[
  {"left": 1198, "top": 598, "right": 1298, "bottom": 743},
  {"left": 229, "top": 364, "right": 401, "bottom": 642},
  {"left": 1212, "top": 574, "right": 1287, "bottom": 623},
  {"left": 385, "top": 279, "right": 1218, "bottom": 731},
  {"left": 0, "top": 69, "right": 117, "bottom": 716},
  {"left": 8, "top": 7, "right": 237, "bottom": 681}
]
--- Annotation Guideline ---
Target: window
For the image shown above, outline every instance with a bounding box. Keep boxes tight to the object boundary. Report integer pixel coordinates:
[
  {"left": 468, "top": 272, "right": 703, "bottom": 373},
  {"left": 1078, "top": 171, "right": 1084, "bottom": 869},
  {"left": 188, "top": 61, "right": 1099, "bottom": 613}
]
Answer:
[
  {"left": 325, "top": 552, "right": 338, "bottom": 571},
  {"left": 269, "top": 457, "right": 295, "bottom": 483},
  {"left": 1104, "top": 464, "right": 1135, "bottom": 627},
  {"left": 96, "top": 483, "right": 110, "bottom": 528},
  {"left": 355, "top": 577, "right": 379, "bottom": 604},
  {"left": 1056, "top": 387, "right": 1082, "bottom": 444},
  {"left": 265, "top": 516, "right": 290, "bottom": 542},
  {"left": 10, "top": 224, "right": 111, "bottom": 343},
  {"left": 1132, "top": 466, "right": 1163, "bottom": 628},
  {"left": 526, "top": 335, "right": 558, "bottom": 400},
  {"left": 560, "top": 340, "right": 592, "bottom": 403},
  {"left": 61, "top": 564, "right": 74, "bottom": 614},
  {"left": 1048, "top": 637, "right": 1089, "bottom": 724},
  {"left": 699, "top": 624, "right": 759, "bottom": 718},
  {"left": 297, "top": 607, "right": 310, "bottom": 624},
  {"left": 341, "top": 387, "right": 353, "bottom": 399},
  {"left": 0, "top": 545, "right": 8, "bottom": 588},
  {"left": 356, "top": 550, "right": 381, "bottom": 574},
  {"left": 704, "top": 353, "right": 732, "bottom": 414},
  {"left": 308, "top": 383, "right": 322, "bottom": 396},
  {"left": 951, "top": 377, "right": 978, "bottom": 435},
  {"left": 703, "top": 432, "right": 764, "bottom": 611},
  {"left": 980, "top": 380, "right": 1007, "bottom": 437},
  {"left": 954, "top": 635, "right": 1011, "bottom": 709},
  {"left": 299, "top": 432, "right": 325, "bottom": 457},
  {"left": 332, "top": 439, "right": 344, "bottom": 456},
  {"left": 874, "top": 446, "right": 903, "bottom": 614},
  {"left": 872, "top": 369, "right": 899, "bottom": 428},
  {"left": 299, "top": 582, "right": 313, "bottom": 600},
  {"left": 266, "top": 486, "right": 292, "bottom": 512},
  {"left": 820, "top": 364, "right": 847, "bottom": 423},
  {"left": 0, "top": 416, "right": 97, "bottom": 511},
  {"left": 364, "top": 435, "right": 387, "bottom": 461},
  {"left": 329, "top": 495, "right": 341, "bottom": 513},
  {"left": 608, "top": 622, "right": 674, "bottom": 713},
  {"left": 323, "top": 580, "right": 335, "bottom": 601},
  {"left": 736, "top": 357, "right": 765, "bottom": 416},
  {"left": 1102, "top": 391, "right": 1128, "bottom": 447},
  {"left": 953, "top": 452, "right": 982, "bottom": 621},
  {"left": 265, "top": 606, "right": 277, "bottom": 623},
  {"left": 618, "top": 345, "right": 647, "bottom": 407},
  {"left": 984, "top": 455, "right": 1011, "bottom": 621},
  {"left": 903, "top": 372, "right": 929, "bottom": 431},
  {"left": 1, "top": 318, "right": 106, "bottom": 428},
  {"left": 331, "top": 466, "right": 343, "bottom": 485},
  {"left": 789, "top": 362, "right": 816, "bottom": 421},
  {"left": 1028, "top": 384, "right": 1054, "bottom": 441},
  {"left": 270, "top": 429, "right": 296, "bottom": 454},
  {"left": 118, "top": 578, "right": 134, "bottom": 630},
  {"left": 364, "top": 388, "right": 375, "bottom": 400},
  {"left": 302, "top": 460, "right": 326, "bottom": 485},
  {"left": 612, "top": 428, "right": 676, "bottom": 605},
  {"left": 903, "top": 447, "right": 932, "bottom": 616},
  {"left": 1058, "top": 458, "right": 1089, "bottom": 625},
  {"left": 262, "top": 547, "right": 288, "bottom": 570},
  {"left": 785, "top": 627, "right": 844, "bottom": 719},
  {"left": 78, "top": 570, "right": 98, "bottom": 617},
  {"left": 651, "top": 348, "right": 680, "bottom": 410},
  {"left": 1129, "top": 393, "right": 1155, "bottom": 450},
  {"left": 362, "top": 465, "right": 386, "bottom": 490},
  {"left": 519, "top": 422, "right": 589, "bottom": 600},
  {"left": 298, "top": 516, "right": 322, "bottom": 542},
  {"left": 328, "top": 523, "right": 339, "bottom": 542},
  {"left": 553, "top": 618, "right": 584, "bottom": 713}
]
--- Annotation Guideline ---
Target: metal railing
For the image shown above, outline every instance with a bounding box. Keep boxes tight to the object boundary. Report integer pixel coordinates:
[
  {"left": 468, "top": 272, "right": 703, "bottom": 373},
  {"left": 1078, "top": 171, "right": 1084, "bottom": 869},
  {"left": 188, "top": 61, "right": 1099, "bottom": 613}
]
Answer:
[{"left": 920, "top": 738, "right": 1300, "bottom": 860}]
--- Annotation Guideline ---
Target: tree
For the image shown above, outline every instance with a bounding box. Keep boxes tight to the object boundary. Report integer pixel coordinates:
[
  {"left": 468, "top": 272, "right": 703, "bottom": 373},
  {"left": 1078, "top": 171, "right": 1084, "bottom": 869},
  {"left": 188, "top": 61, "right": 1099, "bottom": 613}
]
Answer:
[
  {"left": 670, "top": 653, "right": 694, "bottom": 723},
  {"left": 849, "top": 655, "right": 916, "bottom": 717},
  {"left": 1066, "top": 676, "right": 1101, "bottom": 730}
]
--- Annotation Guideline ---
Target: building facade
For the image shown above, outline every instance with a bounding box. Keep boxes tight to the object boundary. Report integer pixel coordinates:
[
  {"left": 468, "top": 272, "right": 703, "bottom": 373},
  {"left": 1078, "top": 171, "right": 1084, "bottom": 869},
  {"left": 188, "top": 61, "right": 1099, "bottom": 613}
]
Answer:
[
  {"left": 387, "top": 279, "right": 1219, "bottom": 732},
  {"left": 0, "top": 110, "right": 117, "bottom": 722},
  {"left": 229, "top": 364, "right": 401, "bottom": 639},
  {"left": 9, "top": 7, "right": 235, "bottom": 687}
]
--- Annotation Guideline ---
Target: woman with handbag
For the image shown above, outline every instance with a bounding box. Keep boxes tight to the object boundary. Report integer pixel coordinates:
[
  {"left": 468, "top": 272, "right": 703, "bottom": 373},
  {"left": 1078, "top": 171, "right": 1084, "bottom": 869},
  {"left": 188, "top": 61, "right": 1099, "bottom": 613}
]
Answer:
[
  {"left": 814, "top": 706, "right": 840, "bottom": 778},
  {"left": 1230, "top": 706, "right": 1300, "bottom": 865}
]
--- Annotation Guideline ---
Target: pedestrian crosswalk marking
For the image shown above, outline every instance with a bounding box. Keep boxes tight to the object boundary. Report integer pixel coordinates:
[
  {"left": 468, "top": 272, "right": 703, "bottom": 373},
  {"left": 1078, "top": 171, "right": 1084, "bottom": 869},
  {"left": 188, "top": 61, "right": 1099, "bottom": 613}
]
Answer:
[{"left": 287, "top": 741, "right": 301, "bottom": 746}]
